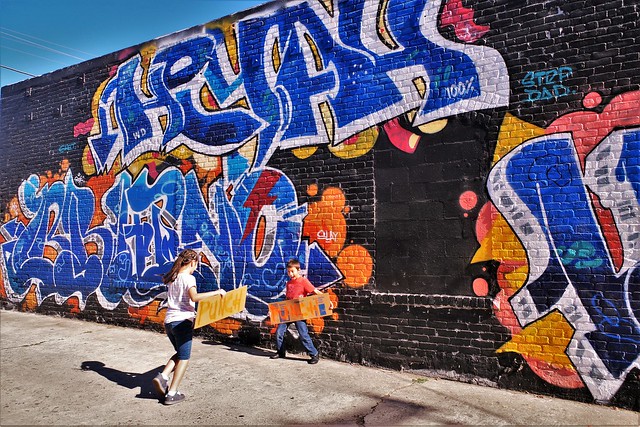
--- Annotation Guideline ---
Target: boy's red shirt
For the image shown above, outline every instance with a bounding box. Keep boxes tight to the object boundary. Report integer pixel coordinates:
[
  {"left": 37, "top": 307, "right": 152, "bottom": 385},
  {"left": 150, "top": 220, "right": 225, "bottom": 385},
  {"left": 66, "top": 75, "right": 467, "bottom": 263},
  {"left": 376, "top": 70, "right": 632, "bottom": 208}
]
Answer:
[{"left": 285, "top": 276, "right": 316, "bottom": 300}]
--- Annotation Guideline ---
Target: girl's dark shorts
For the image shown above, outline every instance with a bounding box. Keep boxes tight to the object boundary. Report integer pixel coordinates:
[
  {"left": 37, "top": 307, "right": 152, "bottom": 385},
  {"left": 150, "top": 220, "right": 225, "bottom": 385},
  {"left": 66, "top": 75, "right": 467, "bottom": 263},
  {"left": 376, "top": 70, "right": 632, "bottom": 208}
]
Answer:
[{"left": 165, "top": 319, "right": 194, "bottom": 360}]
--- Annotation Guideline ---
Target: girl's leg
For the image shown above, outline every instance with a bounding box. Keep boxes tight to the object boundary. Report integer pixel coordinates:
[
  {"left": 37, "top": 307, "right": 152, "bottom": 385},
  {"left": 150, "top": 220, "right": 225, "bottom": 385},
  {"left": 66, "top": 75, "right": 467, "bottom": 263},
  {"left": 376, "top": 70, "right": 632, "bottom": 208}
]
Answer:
[
  {"left": 161, "top": 354, "right": 178, "bottom": 377},
  {"left": 165, "top": 320, "right": 194, "bottom": 393},
  {"left": 168, "top": 359, "right": 190, "bottom": 393},
  {"left": 154, "top": 322, "right": 180, "bottom": 397}
]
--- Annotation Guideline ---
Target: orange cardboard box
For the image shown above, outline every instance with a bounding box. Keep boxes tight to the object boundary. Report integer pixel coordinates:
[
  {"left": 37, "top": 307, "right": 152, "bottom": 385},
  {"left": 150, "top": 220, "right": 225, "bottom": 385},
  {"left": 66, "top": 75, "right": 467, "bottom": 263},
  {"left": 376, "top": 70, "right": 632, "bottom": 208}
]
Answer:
[{"left": 268, "top": 293, "right": 333, "bottom": 324}]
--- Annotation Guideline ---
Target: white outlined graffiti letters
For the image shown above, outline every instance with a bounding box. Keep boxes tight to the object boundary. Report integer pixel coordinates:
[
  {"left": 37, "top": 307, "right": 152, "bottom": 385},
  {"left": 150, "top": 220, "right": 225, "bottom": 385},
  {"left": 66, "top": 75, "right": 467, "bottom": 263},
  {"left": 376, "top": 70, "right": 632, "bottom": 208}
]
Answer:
[
  {"left": 488, "top": 130, "right": 640, "bottom": 402},
  {"left": 0, "top": 166, "right": 340, "bottom": 318},
  {"left": 88, "top": 0, "right": 508, "bottom": 173}
]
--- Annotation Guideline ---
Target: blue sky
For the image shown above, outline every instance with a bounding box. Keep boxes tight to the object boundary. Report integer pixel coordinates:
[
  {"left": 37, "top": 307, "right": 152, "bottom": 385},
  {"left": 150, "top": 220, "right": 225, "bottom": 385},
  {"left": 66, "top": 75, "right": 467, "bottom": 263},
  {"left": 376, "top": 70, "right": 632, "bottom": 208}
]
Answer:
[{"left": 0, "top": 0, "right": 265, "bottom": 87}]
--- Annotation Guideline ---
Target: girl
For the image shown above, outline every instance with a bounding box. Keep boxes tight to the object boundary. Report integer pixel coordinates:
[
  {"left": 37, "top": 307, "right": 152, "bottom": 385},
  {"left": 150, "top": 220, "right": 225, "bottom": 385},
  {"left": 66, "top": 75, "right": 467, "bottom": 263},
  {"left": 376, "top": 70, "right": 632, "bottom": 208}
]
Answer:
[{"left": 152, "top": 249, "right": 226, "bottom": 405}]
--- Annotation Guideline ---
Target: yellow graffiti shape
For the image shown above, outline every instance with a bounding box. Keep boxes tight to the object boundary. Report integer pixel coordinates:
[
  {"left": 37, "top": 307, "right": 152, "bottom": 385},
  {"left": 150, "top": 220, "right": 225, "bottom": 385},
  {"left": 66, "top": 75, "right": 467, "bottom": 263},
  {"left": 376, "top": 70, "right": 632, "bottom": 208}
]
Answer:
[
  {"left": 497, "top": 310, "right": 583, "bottom": 388},
  {"left": 292, "top": 146, "right": 319, "bottom": 159},
  {"left": 377, "top": 0, "right": 399, "bottom": 50},
  {"left": 127, "top": 152, "right": 166, "bottom": 179},
  {"left": 498, "top": 311, "right": 574, "bottom": 361},
  {"left": 471, "top": 206, "right": 527, "bottom": 288},
  {"left": 205, "top": 20, "right": 240, "bottom": 74},
  {"left": 493, "top": 113, "right": 546, "bottom": 166},
  {"left": 291, "top": 115, "right": 377, "bottom": 161},
  {"left": 82, "top": 146, "right": 97, "bottom": 176},
  {"left": 237, "top": 135, "right": 258, "bottom": 166},
  {"left": 138, "top": 43, "right": 158, "bottom": 98},
  {"left": 418, "top": 118, "right": 448, "bottom": 134},
  {"left": 328, "top": 126, "right": 379, "bottom": 159}
]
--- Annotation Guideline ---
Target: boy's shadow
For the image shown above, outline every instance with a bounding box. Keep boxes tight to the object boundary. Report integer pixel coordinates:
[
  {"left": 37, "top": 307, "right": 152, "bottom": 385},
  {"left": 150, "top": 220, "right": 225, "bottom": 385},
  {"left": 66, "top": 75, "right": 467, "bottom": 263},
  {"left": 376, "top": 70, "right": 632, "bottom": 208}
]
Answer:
[
  {"left": 80, "top": 361, "right": 163, "bottom": 400},
  {"left": 203, "top": 341, "right": 273, "bottom": 357}
]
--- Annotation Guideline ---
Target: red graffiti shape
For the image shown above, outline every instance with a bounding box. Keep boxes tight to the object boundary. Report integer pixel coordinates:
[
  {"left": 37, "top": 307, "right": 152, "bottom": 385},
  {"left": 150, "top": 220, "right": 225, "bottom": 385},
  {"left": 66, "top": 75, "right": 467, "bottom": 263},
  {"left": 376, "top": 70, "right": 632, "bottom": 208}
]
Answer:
[
  {"left": 546, "top": 90, "right": 640, "bottom": 168},
  {"left": 383, "top": 118, "right": 420, "bottom": 153},
  {"left": 147, "top": 162, "right": 159, "bottom": 180},
  {"left": 545, "top": 89, "right": 640, "bottom": 271},
  {"left": 440, "top": 0, "right": 490, "bottom": 43},
  {"left": 242, "top": 170, "right": 280, "bottom": 243},
  {"left": 73, "top": 118, "right": 94, "bottom": 137}
]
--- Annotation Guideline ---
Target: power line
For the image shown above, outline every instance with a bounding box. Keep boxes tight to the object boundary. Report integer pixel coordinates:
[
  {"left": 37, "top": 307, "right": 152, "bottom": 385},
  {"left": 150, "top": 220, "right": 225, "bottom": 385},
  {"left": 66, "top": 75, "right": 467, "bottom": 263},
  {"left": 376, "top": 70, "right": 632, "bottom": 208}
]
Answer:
[
  {"left": 0, "top": 64, "right": 38, "bottom": 77},
  {"left": 1, "top": 27, "right": 93, "bottom": 56},
  {"left": 1, "top": 31, "right": 87, "bottom": 61},
  {"left": 2, "top": 45, "right": 71, "bottom": 66}
]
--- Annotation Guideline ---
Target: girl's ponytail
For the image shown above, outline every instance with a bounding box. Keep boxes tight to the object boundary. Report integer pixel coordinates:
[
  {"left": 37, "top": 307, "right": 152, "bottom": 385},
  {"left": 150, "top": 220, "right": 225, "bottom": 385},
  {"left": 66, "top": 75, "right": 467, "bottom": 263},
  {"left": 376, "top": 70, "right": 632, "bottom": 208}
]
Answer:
[{"left": 162, "top": 249, "right": 198, "bottom": 284}]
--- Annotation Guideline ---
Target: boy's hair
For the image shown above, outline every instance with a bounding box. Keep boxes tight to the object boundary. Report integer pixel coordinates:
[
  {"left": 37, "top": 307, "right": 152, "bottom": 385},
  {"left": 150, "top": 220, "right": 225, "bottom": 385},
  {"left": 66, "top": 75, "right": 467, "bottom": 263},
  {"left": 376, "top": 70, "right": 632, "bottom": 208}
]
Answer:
[{"left": 286, "top": 258, "right": 301, "bottom": 269}]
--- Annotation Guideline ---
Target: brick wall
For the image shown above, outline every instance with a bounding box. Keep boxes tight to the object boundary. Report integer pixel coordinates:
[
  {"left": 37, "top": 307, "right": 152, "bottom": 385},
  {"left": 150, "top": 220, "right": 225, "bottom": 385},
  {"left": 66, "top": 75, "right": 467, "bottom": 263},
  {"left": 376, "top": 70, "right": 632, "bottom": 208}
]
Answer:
[{"left": 1, "top": 0, "right": 639, "bottom": 410}]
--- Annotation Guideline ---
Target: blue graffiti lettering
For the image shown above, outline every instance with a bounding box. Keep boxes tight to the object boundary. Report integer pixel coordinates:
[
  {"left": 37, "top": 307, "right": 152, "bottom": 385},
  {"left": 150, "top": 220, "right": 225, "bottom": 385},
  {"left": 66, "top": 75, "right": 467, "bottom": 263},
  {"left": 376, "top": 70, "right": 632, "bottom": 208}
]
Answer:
[
  {"left": 89, "top": 0, "right": 508, "bottom": 172},
  {"left": 1, "top": 167, "right": 341, "bottom": 318},
  {"left": 89, "top": 40, "right": 265, "bottom": 173},
  {"left": 488, "top": 130, "right": 640, "bottom": 402}
]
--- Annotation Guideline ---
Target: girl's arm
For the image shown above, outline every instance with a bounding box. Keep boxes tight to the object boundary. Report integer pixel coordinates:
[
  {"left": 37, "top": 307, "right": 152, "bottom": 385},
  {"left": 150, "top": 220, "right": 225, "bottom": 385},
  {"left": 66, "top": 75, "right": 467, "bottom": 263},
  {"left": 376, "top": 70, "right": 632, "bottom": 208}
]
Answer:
[{"left": 188, "top": 287, "right": 226, "bottom": 302}]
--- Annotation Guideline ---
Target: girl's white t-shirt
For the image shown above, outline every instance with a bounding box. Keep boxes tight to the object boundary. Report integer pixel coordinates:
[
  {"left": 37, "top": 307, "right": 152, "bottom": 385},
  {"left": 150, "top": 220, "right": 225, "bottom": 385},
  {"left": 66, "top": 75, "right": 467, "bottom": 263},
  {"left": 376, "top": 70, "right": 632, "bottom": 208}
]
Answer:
[{"left": 164, "top": 272, "right": 197, "bottom": 324}]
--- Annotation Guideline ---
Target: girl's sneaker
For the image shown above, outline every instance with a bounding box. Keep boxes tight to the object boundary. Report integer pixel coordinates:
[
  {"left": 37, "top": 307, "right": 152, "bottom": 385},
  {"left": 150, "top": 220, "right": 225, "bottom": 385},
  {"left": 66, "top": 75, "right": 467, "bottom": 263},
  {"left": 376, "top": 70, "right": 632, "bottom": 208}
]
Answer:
[
  {"left": 164, "top": 392, "right": 186, "bottom": 405},
  {"left": 152, "top": 374, "right": 168, "bottom": 397}
]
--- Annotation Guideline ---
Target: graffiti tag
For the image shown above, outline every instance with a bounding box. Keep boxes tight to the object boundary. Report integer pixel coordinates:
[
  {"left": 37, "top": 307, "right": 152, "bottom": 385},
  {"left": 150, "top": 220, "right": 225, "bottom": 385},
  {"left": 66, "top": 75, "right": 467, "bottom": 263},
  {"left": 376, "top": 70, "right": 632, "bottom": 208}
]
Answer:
[{"left": 521, "top": 66, "right": 574, "bottom": 102}]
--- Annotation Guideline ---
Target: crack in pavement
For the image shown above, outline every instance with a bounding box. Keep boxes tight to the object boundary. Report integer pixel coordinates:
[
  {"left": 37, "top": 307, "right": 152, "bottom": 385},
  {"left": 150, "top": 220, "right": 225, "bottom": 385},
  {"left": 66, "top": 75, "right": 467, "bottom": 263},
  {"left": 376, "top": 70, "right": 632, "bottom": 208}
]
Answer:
[
  {"left": 356, "top": 379, "right": 423, "bottom": 426},
  {"left": 1, "top": 337, "right": 66, "bottom": 350}
]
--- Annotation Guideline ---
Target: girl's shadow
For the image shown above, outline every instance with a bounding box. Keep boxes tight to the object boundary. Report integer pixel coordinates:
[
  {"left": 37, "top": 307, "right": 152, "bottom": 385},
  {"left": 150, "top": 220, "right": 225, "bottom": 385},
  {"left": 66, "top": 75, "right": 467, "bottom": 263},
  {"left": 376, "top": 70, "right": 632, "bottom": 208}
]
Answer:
[{"left": 80, "top": 361, "right": 163, "bottom": 400}]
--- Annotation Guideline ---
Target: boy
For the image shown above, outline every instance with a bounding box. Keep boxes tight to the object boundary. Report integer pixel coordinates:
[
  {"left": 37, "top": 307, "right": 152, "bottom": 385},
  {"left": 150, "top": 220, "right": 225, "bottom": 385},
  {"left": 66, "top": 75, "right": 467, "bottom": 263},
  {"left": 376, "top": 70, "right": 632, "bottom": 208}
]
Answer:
[{"left": 270, "top": 258, "right": 329, "bottom": 364}]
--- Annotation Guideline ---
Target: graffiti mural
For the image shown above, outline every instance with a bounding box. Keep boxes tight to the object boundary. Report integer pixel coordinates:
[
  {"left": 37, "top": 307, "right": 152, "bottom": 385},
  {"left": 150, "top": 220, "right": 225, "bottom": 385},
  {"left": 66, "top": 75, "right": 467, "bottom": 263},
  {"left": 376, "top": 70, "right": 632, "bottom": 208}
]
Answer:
[
  {"left": 1, "top": 163, "right": 344, "bottom": 318},
  {"left": 1, "top": 0, "right": 507, "bottom": 318},
  {"left": 2, "top": 0, "right": 639, "bottom": 409},
  {"left": 489, "top": 130, "right": 639, "bottom": 401},
  {"left": 479, "top": 89, "right": 640, "bottom": 401},
  {"left": 88, "top": 0, "right": 507, "bottom": 172}
]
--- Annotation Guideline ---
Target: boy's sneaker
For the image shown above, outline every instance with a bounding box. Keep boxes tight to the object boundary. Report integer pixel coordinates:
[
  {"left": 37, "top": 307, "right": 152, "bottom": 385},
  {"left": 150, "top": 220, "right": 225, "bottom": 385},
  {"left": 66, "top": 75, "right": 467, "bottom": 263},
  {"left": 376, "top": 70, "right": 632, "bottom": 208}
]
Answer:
[
  {"left": 308, "top": 354, "right": 319, "bottom": 364},
  {"left": 270, "top": 352, "right": 286, "bottom": 359},
  {"left": 152, "top": 373, "right": 168, "bottom": 397},
  {"left": 163, "top": 392, "right": 186, "bottom": 405}
]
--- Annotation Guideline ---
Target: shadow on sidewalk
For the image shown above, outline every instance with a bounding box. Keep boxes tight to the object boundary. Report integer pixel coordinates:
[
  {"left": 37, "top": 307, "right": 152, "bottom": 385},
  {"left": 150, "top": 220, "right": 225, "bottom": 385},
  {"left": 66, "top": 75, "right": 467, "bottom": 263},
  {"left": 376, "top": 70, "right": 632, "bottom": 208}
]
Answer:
[
  {"left": 80, "top": 361, "right": 163, "bottom": 400},
  {"left": 202, "top": 341, "right": 273, "bottom": 357},
  {"left": 206, "top": 342, "right": 318, "bottom": 363}
]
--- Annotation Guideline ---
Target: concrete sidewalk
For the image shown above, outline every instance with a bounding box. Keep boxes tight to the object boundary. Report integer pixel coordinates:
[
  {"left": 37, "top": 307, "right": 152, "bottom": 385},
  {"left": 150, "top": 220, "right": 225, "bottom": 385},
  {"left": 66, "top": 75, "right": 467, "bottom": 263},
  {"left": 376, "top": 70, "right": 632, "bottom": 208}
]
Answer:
[{"left": 1, "top": 309, "right": 638, "bottom": 426}]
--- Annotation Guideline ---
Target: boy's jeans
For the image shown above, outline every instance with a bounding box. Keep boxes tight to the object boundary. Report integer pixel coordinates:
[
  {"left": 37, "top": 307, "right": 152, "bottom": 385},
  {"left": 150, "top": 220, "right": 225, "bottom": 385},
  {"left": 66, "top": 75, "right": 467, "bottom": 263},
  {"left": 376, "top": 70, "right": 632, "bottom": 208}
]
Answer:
[{"left": 275, "top": 320, "right": 318, "bottom": 356}]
